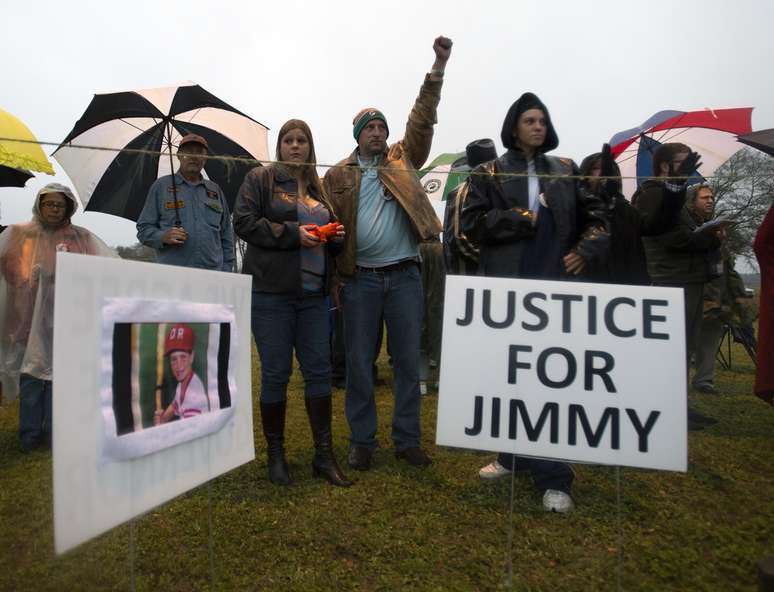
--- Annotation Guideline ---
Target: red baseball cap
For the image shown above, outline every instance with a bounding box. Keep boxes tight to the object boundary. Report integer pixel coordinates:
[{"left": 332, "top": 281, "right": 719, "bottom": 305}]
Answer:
[{"left": 165, "top": 323, "right": 195, "bottom": 354}]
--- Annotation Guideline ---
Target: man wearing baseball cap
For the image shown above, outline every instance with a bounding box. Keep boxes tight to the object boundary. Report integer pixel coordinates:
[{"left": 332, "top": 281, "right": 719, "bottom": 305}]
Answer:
[
  {"left": 154, "top": 323, "right": 213, "bottom": 425},
  {"left": 323, "top": 36, "right": 452, "bottom": 470},
  {"left": 137, "top": 133, "right": 235, "bottom": 272}
]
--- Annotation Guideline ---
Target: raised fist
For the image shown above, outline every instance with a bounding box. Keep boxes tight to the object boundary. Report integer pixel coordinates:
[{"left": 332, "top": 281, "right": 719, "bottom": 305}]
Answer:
[{"left": 433, "top": 36, "right": 453, "bottom": 62}]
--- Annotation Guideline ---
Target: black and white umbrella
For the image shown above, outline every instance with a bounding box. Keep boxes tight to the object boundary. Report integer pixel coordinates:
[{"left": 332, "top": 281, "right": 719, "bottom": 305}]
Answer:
[{"left": 53, "top": 83, "right": 269, "bottom": 220}]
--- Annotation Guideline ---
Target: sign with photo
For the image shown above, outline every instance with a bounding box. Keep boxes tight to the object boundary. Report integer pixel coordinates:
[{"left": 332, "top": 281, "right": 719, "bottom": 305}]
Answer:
[
  {"left": 53, "top": 253, "right": 254, "bottom": 554},
  {"left": 436, "top": 275, "right": 687, "bottom": 472},
  {"left": 100, "top": 299, "right": 237, "bottom": 461}
]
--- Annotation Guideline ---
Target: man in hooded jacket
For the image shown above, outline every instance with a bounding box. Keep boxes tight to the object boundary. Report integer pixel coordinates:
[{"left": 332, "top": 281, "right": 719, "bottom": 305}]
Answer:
[
  {"left": 460, "top": 93, "right": 610, "bottom": 513},
  {"left": 0, "top": 183, "right": 113, "bottom": 450}
]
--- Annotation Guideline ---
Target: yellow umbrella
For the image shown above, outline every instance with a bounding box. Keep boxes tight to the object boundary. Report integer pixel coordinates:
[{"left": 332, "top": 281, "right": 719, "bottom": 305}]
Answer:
[{"left": 0, "top": 108, "right": 54, "bottom": 174}]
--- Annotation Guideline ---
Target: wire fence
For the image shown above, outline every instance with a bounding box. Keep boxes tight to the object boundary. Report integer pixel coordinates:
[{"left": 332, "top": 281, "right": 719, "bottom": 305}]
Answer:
[{"left": 4, "top": 136, "right": 774, "bottom": 183}]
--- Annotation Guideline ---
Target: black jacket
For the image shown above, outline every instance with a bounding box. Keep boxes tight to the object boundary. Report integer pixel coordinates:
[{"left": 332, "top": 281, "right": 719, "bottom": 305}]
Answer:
[
  {"left": 576, "top": 154, "right": 652, "bottom": 286},
  {"left": 460, "top": 92, "right": 609, "bottom": 279},
  {"left": 581, "top": 195, "right": 651, "bottom": 285},
  {"left": 460, "top": 150, "right": 609, "bottom": 279},
  {"left": 641, "top": 202, "right": 721, "bottom": 285},
  {"left": 442, "top": 177, "right": 479, "bottom": 275},
  {"left": 633, "top": 179, "right": 719, "bottom": 285},
  {"left": 233, "top": 165, "right": 340, "bottom": 294},
  {"left": 632, "top": 179, "right": 690, "bottom": 237}
]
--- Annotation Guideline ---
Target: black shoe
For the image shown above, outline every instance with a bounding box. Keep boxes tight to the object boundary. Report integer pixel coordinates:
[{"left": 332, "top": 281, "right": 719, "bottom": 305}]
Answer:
[
  {"left": 19, "top": 439, "right": 40, "bottom": 453},
  {"left": 687, "top": 407, "right": 717, "bottom": 431},
  {"left": 348, "top": 446, "right": 373, "bottom": 471},
  {"left": 688, "top": 408, "right": 717, "bottom": 425},
  {"left": 693, "top": 384, "right": 719, "bottom": 395},
  {"left": 395, "top": 446, "right": 432, "bottom": 467}
]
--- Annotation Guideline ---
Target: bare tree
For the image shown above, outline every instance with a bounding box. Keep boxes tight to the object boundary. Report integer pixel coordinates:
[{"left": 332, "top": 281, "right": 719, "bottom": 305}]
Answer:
[{"left": 710, "top": 148, "right": 774, "bottom": 269}]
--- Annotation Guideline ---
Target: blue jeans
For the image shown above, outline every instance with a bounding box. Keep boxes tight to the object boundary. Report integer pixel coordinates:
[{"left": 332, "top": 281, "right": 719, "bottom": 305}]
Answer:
[
  {"left": 341, "top": 264, "right": 423, "bottom": 450},
  {"left": 19, "top": 374, "right": 52, "bottom": 449},
  {"left": 497, "top": 453, "right": 574, "bottom": 494},
  {"left": 251, "top": 291, "right": 331, "bottom": 404}
]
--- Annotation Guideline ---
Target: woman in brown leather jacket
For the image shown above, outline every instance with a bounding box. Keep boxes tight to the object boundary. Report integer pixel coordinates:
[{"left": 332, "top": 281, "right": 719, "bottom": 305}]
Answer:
[{"left": 233, "top": 119, "right": 351, "bottom": 487}]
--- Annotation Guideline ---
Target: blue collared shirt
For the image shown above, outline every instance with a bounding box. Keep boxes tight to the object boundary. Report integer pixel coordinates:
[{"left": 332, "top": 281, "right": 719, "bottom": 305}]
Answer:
[{"left": 136, "top": 173, "right": 235, "bottom": 272}]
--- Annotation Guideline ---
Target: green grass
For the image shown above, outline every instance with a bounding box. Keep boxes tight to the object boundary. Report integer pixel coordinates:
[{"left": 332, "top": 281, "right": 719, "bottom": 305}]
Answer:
[{"left": 1, "top": 341, "right": 772, "bottom": 591}]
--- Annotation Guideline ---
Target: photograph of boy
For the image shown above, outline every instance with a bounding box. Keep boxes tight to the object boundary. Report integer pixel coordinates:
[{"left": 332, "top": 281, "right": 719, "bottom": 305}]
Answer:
[{"left": 154, "top": 323, "right": 211, "bottom": 424}]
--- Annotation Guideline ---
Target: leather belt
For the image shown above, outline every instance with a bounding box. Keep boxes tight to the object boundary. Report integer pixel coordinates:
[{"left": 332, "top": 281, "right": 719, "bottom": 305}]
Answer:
[{"left": 355, "top": 260, "right": 419, "bottom": 273}]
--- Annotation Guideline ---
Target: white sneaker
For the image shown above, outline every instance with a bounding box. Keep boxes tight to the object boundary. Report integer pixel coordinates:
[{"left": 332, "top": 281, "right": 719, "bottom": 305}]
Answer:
[
  {"left": 542, "top": 489, "right": 575, "bottom": 513},
  {"left": 478, "top": 460, "right": 512, "bottom": 480}
]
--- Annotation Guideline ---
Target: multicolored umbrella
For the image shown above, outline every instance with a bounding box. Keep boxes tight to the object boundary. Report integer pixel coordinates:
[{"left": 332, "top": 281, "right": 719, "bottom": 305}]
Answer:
[
  {"left": 53, "top": 83, "right": 269, "bottom": 220},
  {"left": 610, "top": 107, "right": 753, "bottom": 198},
  {"left": 419, "top": 152, "right": 465, "bottom": 201}
]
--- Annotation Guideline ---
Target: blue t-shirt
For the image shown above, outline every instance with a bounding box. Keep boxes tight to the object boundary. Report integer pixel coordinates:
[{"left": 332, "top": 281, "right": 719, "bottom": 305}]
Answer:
[
  {"left": 355, "top": 155, "right": 419, "bottom": 267},
  {"left": 297, "top": 200, "right": 329, "bottom": 294}
]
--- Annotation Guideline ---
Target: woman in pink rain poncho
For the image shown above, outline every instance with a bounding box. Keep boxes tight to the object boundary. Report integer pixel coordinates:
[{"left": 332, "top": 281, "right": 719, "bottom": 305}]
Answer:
[{"left": 0, "top": 183, "right": 114, "bottom": 451}]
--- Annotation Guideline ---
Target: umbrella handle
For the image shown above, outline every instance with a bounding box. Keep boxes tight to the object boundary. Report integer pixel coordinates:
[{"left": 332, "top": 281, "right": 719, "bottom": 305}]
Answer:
[{"left": 166, "top": 120, "right": 182, "bottom": 227}]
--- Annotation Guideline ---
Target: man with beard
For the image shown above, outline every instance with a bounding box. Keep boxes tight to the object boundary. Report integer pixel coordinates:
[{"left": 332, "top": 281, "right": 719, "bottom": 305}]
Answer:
[{"left": 323, "top": 36, "right": 452, "bottom": 470}]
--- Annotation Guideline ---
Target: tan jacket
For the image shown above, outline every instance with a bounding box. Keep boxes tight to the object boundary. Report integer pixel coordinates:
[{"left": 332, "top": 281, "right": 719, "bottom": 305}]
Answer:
[{"left": 323, "top": 73, "right": 444, "bottom": 278}]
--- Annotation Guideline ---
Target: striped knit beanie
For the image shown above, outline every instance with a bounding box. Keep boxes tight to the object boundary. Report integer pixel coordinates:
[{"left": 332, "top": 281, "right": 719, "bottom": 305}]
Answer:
[{"left": 352, "top": 108, "right": 389, "bottom": 141}]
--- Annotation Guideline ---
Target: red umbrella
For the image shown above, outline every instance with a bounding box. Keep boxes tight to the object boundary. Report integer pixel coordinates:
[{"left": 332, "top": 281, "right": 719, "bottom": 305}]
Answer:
[{"left": 609, "top": 107, "right": 753, "bottom": 198}]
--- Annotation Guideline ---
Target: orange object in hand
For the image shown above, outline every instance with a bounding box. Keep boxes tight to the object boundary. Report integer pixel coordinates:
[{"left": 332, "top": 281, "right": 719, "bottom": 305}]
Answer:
[{"left": 306, "top": 222, "right": 340, "bottom": 243}]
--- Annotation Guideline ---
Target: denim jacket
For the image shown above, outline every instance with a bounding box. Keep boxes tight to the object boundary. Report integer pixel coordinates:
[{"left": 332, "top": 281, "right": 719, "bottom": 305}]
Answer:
[{"left": 136, "top": 173, "right": 235, "bottom": 272}]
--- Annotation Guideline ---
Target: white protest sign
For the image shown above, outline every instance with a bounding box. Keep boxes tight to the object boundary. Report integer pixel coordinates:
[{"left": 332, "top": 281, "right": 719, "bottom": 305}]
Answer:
[
  {"left": 53, "top": 253, "right": 254, "bottom": 554},
  {"left": 436, "top": 275, "right": 687, "bottom": 472}
]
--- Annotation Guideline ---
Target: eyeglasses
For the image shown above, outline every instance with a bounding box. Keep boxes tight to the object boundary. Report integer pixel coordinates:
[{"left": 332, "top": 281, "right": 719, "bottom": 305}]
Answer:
[{"left": 41, "top": 202, "right": 67, "bottom": 210}]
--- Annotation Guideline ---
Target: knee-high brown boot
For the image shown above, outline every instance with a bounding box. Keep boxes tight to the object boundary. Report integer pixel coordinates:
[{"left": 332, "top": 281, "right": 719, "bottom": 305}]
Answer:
[{"left": 305, "top": 396, "right": 352, "bottom": 487}]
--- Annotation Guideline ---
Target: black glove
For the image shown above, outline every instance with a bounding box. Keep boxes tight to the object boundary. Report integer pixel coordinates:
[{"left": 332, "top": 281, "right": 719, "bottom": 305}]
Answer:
[
  {"left": 668, "top": 150, "right": 702, "bottom": 184},
  {"left": 599, "top": 143, "right": 619, "bottom": 199},
  {"left": 599, "top": 143, "right": 615, "bottom": 177}
]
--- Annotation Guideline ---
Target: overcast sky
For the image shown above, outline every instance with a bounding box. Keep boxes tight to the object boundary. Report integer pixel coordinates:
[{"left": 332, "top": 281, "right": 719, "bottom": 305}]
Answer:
[{"left": 2, "top": 0, "right": 773, "bottom": 247}]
